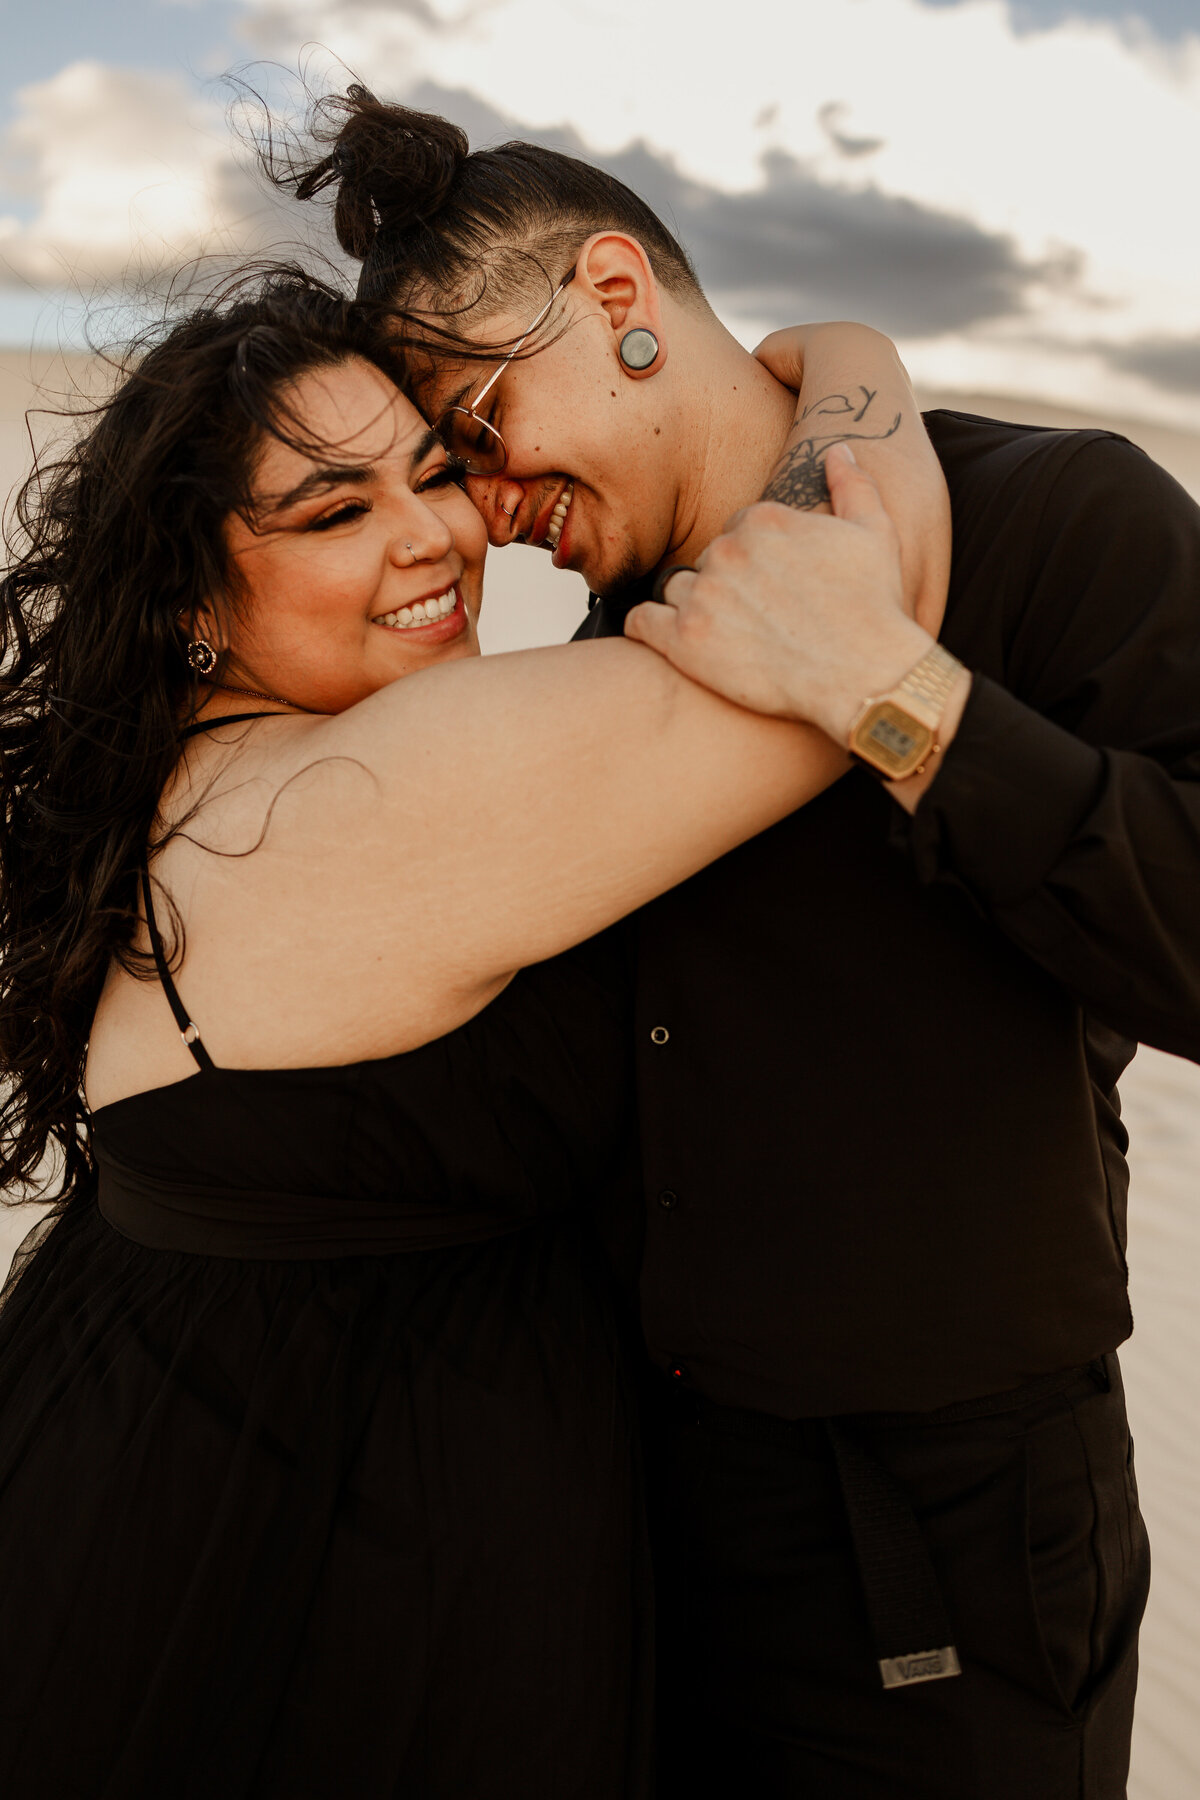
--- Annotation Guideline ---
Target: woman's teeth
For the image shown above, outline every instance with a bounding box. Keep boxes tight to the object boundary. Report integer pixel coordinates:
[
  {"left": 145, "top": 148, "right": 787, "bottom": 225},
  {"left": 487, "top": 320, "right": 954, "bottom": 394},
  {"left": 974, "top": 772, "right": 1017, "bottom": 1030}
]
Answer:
[
  {"left": 545, "top": 483, "right": 573, "bottom": 551},
  {"left": 376, "top": 587, "right": 457, "bottom": 631}
]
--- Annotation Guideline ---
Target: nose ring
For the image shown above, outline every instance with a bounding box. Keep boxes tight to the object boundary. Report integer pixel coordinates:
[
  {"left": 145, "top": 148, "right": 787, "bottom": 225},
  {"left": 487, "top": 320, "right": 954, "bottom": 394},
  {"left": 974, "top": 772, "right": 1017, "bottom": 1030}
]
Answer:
[{"left": 500, "top": 503, "right": 517, "bottom": 518}]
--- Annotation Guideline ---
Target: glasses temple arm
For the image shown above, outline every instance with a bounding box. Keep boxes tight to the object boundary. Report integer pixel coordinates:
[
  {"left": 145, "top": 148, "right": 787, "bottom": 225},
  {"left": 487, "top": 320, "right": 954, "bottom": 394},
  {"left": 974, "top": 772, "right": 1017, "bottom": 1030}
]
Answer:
[{"left": 465, "top": 268, "right": 578, "bottom": 414}]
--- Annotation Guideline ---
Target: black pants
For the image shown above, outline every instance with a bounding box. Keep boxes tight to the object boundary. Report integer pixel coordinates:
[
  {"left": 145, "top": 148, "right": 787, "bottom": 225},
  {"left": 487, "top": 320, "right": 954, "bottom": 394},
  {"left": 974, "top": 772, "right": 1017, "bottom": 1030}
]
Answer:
[{"left": 646, "top": 1357, "right": 1150, "bottom": 1799}]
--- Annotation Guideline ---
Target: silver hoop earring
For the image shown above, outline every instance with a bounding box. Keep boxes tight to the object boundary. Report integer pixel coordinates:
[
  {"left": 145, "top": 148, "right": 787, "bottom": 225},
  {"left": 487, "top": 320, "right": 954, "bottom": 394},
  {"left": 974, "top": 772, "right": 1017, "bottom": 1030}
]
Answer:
[
  {"left": 187, "top": 638, "right": 217, "bottom": 676},
  {"left": 619, "top": 328, "right": 659, "bottom": 372}
]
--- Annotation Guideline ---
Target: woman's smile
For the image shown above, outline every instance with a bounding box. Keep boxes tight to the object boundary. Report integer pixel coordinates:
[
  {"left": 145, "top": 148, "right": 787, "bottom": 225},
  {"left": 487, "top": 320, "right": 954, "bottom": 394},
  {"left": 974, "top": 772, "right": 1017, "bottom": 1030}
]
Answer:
[{"left": 373, "top": 583, "right": 466, "bottom": 638}]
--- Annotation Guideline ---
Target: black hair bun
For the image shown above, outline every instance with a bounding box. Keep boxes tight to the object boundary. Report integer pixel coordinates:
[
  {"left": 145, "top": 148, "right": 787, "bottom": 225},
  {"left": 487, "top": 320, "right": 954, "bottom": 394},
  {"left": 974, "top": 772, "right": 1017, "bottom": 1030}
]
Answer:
[{"left": 296, "top": 86, "right": 469, "bottom": 260}]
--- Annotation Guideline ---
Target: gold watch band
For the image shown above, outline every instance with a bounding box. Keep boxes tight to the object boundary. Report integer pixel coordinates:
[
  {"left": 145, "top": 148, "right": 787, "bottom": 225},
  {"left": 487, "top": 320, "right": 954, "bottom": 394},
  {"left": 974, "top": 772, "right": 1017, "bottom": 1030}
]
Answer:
[
  {"left": 891, "top": 642, "right": 964, "bottom": 731},
  {"left": 847, "top": 642, "right": 966, "bottom": 782}
]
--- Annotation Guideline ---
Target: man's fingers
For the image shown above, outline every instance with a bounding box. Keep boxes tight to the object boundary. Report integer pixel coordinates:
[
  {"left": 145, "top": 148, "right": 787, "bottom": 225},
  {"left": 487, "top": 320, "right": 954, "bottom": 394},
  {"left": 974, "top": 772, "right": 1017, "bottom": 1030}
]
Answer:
[
  {"left": 824, "top": 441, "right": 891, "bottom": 529},
  {"left": 651, "top": 564, "right": 699, "bottom": 606},
  {"left": 624, "top": 598, "right": 681, "bottom": 653}
]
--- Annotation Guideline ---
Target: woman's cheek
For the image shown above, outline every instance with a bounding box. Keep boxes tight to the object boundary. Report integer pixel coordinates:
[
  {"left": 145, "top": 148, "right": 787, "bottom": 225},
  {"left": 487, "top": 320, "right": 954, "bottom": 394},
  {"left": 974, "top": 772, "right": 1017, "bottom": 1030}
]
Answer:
[{"left": 447, "top": 486, "right": 489, "bottom": 573}]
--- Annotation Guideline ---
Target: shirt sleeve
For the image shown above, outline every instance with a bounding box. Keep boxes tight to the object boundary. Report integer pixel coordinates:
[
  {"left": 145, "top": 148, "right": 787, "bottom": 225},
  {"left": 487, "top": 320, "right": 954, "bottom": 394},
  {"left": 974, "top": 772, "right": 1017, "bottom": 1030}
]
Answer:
[{"left": 902, "top": 433, "right": 1200, "bottom": 1062}]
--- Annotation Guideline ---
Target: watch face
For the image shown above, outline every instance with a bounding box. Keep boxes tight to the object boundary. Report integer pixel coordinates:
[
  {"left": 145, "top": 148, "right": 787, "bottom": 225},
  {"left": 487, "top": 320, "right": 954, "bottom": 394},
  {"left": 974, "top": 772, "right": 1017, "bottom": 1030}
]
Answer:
[{"left": 852, "top": 702, "right": 933, "bottom": 779}]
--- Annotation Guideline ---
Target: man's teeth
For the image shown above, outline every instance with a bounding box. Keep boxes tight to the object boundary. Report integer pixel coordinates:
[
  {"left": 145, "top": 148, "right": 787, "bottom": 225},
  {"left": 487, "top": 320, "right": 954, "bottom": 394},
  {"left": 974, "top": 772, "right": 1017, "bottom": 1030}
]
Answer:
[
  {"left": 376, "top": 587, "right": 457, "bottom": 630},
  {"left": 545, "top": 483, "right": 573, "bottom": 551}
]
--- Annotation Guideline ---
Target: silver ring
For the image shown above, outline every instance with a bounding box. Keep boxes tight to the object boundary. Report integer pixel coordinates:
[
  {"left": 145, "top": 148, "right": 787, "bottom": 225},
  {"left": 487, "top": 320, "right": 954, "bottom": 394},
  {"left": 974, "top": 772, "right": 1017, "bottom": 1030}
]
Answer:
[{"left": 500, "top": 503, "right": 517, "bottom": 519}]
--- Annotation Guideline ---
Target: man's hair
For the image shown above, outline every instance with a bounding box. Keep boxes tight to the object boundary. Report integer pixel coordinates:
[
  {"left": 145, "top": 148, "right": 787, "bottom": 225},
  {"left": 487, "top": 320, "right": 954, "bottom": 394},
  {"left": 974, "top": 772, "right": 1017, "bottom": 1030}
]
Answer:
[{"left": 282, "top": 86, "right": 702, "bottom": 353}]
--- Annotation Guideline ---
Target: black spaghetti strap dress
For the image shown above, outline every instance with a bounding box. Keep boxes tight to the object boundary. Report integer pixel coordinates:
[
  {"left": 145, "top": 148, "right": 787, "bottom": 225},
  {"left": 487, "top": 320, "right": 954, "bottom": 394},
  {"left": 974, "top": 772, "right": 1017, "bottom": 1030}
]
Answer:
[{"left": 0, "top": 720, "right": 651, "bottom": 1800}]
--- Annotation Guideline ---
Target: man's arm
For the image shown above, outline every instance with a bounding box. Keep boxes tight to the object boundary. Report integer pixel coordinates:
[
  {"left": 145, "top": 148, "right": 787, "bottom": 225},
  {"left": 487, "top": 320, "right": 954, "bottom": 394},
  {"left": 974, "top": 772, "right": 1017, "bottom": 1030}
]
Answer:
[
  {"left": 627, "top": 429, "right": 1200, "bottom": 1063},
  {"left": 899, "top": 432, "right": 1200, "bottom": 1062}
]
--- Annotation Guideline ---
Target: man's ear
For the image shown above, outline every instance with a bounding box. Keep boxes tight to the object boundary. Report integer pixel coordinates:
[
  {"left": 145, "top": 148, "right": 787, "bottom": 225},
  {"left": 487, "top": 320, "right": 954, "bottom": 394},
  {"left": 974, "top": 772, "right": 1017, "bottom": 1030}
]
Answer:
[{"left": 573, "top": 231, "right": 668, "bottom": 380}]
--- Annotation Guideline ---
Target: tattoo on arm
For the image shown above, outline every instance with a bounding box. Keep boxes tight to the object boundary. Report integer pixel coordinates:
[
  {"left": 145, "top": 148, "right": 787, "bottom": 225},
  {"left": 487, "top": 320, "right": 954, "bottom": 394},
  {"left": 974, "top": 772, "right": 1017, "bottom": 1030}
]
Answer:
[{"left": 761, "top": 384, "right": 902, "bottom": 511}]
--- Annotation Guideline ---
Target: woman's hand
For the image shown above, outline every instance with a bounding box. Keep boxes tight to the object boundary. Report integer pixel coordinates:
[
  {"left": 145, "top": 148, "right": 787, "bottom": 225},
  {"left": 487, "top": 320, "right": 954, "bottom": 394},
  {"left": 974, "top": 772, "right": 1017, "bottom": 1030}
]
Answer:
[
  {"left": 752, "top": 323, "right": 822, "bottom": 395},
  {"left": 755, "top": 322, "right": 952, "bottom": 633},
  {"left": 625, "top": 443, "right": 934, "bottom": 746}
]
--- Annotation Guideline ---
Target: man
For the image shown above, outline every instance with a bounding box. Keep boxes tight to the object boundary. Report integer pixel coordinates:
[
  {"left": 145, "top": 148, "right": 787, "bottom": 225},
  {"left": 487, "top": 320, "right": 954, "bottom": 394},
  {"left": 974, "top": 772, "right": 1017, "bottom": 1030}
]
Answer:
[{"left": 305, "top": 101, "right": 1200, "bottom": 1796}]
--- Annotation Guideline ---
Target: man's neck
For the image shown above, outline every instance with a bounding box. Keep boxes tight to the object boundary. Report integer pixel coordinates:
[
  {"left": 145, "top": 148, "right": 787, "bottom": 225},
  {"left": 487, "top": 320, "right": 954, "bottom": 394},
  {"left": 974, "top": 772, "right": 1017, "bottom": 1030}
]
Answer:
[{"left": 664, "top": 317, "right": 798, "bottom": 573}]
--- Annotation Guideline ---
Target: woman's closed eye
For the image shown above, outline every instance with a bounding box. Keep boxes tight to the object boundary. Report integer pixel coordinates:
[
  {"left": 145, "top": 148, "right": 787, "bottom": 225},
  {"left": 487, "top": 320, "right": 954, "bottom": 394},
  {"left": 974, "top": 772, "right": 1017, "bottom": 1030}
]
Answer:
[
  {"left": 304, "top": 455, "right": 464, "bottom": 532},
  {"left": 308, "top": 498, "right": 370, "bottom": 532},
  {"left": 415, "top": 460, "right": 467, "bottom": 495}
]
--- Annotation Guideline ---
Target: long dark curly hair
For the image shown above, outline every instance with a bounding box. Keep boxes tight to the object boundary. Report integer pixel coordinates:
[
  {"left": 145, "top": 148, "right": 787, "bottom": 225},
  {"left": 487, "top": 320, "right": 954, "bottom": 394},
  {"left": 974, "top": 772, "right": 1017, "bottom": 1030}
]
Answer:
[{"left": 0, "top": 266, "right": 398, "bottom": 1212}]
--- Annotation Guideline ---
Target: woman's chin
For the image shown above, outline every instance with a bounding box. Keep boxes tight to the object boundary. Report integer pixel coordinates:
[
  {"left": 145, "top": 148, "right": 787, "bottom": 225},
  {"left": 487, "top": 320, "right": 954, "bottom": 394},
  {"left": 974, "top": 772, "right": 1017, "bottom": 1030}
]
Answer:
[{"left": 367, "top": 626, "right": 481, "bottom": 692}]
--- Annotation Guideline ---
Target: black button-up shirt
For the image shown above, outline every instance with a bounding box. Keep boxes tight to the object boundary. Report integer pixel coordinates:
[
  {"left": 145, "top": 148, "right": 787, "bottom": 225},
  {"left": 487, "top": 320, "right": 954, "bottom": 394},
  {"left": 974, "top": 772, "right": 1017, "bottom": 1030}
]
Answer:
[{"left": 577, "top": 411, "right": 1200, "bottom": 1417}]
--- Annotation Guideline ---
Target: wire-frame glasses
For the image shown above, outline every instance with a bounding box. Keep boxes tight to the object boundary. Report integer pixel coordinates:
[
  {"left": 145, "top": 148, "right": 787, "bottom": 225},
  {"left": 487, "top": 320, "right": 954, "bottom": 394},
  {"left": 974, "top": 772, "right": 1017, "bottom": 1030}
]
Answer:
[{"left": 433, "top": 267, "right": 577, "bottom": 475}]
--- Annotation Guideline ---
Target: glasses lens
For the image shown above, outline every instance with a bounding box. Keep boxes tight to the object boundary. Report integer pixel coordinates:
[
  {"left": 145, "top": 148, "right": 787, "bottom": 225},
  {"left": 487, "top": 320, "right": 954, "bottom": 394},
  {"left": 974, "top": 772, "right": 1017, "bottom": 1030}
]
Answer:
[{"left": 437, "top": 408, "right": 506, "bottom": 475}]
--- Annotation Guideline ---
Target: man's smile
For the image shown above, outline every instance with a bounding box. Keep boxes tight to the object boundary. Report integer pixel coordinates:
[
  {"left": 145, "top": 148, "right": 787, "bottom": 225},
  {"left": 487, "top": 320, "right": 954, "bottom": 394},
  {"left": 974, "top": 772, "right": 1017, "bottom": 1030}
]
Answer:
[{"left": 510, "top": 478, "right": 575, "bottom": 553}]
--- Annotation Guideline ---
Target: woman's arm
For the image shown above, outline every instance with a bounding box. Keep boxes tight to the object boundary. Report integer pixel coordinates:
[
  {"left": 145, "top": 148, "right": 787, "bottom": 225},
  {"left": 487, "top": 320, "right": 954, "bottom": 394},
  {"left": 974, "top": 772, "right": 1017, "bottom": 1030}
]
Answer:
[
  {"left": 192, "top": 635, "right": 846, "bottom": 1061},
  {"left": 165, "top": 489, "right": 906, "bottom": 1068},
  {"left": 759, "top": 322, "right": 951, "bottom": 634}
]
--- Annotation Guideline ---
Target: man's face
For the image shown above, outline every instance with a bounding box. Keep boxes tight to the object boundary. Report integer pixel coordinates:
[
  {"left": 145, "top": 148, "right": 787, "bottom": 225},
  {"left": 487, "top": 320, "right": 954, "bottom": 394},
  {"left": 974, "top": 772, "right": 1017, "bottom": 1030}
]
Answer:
[{"left": 414, "top": 294, "right": 682, "bottom": 596}]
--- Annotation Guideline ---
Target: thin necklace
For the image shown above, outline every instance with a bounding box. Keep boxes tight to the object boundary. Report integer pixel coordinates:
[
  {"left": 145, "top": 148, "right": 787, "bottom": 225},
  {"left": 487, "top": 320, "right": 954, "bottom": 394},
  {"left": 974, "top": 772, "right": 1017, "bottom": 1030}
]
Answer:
[{"left": 211, "top": 680, "right": 314, "bottom": 713}]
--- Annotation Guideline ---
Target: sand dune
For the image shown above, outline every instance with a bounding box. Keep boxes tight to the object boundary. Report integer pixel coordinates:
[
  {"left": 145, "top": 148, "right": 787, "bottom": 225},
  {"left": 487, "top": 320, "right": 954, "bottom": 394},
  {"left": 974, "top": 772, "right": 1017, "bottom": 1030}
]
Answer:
[{"left": 2, "top": 354, "right": 1199, "bottom": 1795}]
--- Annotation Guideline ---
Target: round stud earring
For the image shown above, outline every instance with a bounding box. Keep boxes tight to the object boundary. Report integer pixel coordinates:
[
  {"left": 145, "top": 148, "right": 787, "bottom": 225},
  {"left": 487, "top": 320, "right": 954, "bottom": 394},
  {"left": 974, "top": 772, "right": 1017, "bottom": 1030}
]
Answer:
[
  {"left": 619, "top": 328, "right": 659, "bottom": 372},
  {"left": 187, "top": 638, "right": 218, "bottom": 676}
]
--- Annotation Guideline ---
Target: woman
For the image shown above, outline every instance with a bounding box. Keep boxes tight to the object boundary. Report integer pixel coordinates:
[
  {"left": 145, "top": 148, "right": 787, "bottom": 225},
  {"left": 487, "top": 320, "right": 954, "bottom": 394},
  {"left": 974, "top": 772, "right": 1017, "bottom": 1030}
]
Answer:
[{"left": 0, "top": 270, "right": 933, "bottom": 1798}]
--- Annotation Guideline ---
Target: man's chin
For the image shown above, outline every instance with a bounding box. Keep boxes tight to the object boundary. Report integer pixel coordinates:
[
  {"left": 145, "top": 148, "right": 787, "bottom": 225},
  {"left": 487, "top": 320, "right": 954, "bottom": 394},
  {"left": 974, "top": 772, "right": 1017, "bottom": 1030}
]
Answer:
[{"left": 584, "top": 547, "right": 650, "bottom": 600}]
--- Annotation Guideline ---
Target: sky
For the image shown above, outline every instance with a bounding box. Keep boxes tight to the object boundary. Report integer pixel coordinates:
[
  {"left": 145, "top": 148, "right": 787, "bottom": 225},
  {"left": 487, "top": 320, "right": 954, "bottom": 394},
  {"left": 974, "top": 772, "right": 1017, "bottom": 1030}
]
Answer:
[{"left": 1, "top": 0, "right": 1198, "bottom": 427}]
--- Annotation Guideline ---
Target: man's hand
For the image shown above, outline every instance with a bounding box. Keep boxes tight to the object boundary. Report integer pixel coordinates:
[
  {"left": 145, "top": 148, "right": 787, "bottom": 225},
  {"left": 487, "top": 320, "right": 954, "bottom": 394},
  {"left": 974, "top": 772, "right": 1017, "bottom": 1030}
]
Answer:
[
  {"left": 625, "top": 444, "right": 935, "bottom": 746},
  {"left": 754, "top": 322, "right": 952, "bottom": 632}
]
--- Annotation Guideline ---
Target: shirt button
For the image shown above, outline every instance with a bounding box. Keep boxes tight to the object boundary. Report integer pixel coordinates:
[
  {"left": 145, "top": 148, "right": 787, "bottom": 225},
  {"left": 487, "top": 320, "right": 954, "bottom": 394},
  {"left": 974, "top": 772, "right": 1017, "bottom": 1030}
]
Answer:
[
  {"left": 658, "top": 1189, "right": 679, "bottom": 1210},
  {"left": 650, "top": 1025, "right": 670, "bottom": 1045}
]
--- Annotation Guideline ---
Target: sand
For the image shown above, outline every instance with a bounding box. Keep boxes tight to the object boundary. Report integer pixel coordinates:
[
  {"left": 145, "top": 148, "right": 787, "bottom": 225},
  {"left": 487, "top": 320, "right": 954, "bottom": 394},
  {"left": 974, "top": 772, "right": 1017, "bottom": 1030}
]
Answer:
[{"left": 2, "top": 353, "right": 1198, "bottom": 1795}]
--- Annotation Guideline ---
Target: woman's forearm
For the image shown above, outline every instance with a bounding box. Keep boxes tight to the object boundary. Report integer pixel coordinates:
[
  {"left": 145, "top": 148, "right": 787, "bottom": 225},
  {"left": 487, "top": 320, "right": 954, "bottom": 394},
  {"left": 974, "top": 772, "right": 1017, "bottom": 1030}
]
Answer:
[{"left": 756, "top": 322, "right": 952, "bottom": 633}]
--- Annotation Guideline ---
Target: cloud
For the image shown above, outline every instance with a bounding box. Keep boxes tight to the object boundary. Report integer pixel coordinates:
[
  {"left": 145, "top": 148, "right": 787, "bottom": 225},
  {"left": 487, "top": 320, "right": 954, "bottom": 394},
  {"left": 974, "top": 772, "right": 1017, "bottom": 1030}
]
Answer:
[
  {"left": 628, "top": 145, "right": 1080, "bottom": 338},
  {"left": 0, "top": 60, "right": 328, "bottom": 297},
  {"left": 1103, "top": 335, "right": 1200, "bottom": 393},
  {"left": 0, "top": 63, "right": 232, "bottom": 286},
  {"left": 1, "top": 0, "right": 1194, "bottom": 427},
  {"left": 400, "top": 81, "right": 1084, "bottom": 340},
  {"left": 817, "top": 103, "right": 886, "bottom": 159},
  {"left": 914, "top": 0, "right": 1199, "bottom": 43}
]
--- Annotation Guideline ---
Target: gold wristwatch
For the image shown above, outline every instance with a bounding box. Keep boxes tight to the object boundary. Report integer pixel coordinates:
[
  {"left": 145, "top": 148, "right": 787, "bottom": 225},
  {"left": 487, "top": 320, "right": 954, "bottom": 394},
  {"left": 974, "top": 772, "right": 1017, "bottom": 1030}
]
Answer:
[{"left": 848, "top": 642, "right": 965, "bottom": 781}]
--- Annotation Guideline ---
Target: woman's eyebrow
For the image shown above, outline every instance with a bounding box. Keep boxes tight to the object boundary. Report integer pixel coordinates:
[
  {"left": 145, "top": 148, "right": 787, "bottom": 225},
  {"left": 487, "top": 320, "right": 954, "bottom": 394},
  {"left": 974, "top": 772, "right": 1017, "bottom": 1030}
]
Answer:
[
  {"left": 269, "top": 465, "right": 371, "bottom": 514},
  {"left": 268, "top": 432, "right": 442, "bottom": 515}
]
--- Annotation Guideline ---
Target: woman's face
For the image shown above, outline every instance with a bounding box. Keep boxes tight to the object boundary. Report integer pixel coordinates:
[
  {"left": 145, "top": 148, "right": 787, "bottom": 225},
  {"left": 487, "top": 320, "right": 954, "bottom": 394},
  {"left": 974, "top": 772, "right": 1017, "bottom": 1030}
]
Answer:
[{"left": 218, "top": 356, "right": 488, "bottom": 713}]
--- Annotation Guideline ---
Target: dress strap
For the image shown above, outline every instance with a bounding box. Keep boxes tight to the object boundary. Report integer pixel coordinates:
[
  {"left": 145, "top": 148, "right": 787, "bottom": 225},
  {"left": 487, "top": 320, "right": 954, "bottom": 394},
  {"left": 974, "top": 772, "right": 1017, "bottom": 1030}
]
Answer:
[
  {"left": 140, "top": 865, "right": 215, "bottom": 1072},
  {"left": 142, "top": 712, "right": 279, "bottom": 1067},
  {"left": 179, "top": 711, "right": 283, "bottom": 739}
]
